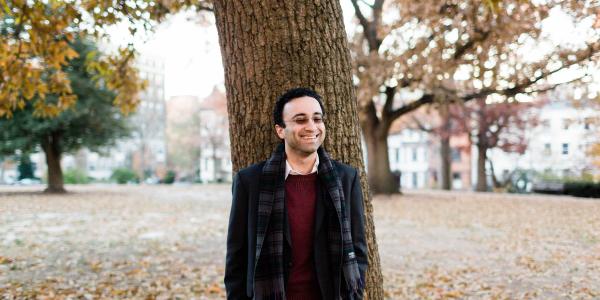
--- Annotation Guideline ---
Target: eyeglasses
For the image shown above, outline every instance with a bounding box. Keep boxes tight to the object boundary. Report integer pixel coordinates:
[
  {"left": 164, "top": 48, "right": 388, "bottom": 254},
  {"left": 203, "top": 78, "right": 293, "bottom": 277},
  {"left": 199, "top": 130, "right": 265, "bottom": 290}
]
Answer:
[{"left": 284, "top": 116, "right": 325, "bottom": 126}]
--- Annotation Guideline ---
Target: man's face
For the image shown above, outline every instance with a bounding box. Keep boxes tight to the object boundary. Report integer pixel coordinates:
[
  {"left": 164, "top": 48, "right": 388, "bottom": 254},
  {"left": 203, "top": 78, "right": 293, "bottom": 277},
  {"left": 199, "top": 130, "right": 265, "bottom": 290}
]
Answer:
[{"left": 275, "top": 96, "right": 326, "bottom": 157}]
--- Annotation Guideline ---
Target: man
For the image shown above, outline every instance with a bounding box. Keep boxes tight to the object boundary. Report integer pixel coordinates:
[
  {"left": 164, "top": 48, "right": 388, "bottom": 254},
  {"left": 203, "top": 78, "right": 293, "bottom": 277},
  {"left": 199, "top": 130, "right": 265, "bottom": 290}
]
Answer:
[{"left": 224, "top": 87, "right": 368, "bottom": 299}]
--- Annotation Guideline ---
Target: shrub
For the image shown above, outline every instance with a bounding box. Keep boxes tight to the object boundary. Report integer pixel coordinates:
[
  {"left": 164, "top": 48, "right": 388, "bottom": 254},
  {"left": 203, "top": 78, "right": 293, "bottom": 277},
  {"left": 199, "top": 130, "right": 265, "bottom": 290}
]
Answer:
[
  {"left": 563, "top": 181, "right": 600, "bottom": 199},
  {"left": 110, "top": 168, "right": 139, "bottom": 184},
  {"left": 162, "top": 170, "right": 176, "bottom": 184},
  {"left": 64, "top": 168, "right": 91, "bottom": 184}
]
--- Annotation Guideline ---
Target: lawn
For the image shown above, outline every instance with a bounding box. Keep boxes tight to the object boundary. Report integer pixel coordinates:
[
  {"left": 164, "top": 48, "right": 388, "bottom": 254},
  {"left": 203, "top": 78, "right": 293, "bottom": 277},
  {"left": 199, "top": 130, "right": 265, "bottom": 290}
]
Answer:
[{"left": 1, "top": 185, "right": 599, "bottom": 299}]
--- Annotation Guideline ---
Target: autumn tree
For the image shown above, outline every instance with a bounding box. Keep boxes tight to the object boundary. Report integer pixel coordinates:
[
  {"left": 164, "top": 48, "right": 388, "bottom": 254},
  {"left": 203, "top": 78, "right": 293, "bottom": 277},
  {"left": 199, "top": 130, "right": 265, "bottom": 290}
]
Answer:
[
  {"left": 166, "top": 95, "right": 204, "bottom": 179},
  {"left": 0, "top": 38, "right": 131, "bottom": 193},
  {"left": 411, "top": 103, "right": 468, "bottom": 190},
  {"left": 0, "top": 0, "right": 214, "bottom": 118},
  {"left": 349, "top": 0, "right": 600, "bottom": 194},
  {"left": 212, "top": 0, "right": 383, "bottom": 298},
  {"left": 460, "top": 98, "right": 539, "bottom": 191},
  {"left": 198, "top": 90, "right": 230, "bottom": 182}
]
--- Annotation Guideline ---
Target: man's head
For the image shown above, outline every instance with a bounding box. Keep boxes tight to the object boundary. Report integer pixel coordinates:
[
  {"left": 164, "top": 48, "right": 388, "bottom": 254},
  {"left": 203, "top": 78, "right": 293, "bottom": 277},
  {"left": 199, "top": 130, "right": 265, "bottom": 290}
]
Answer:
[{"left": 274, "top": 88, "right": 326, "bottom": 157}]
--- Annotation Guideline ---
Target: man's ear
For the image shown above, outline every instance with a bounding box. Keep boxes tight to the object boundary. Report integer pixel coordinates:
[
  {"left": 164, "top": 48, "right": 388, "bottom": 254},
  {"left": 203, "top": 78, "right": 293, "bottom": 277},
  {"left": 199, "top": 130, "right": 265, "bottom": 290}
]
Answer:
[{"left": 275, "top": 124, "right": 285, "bottom": 139}]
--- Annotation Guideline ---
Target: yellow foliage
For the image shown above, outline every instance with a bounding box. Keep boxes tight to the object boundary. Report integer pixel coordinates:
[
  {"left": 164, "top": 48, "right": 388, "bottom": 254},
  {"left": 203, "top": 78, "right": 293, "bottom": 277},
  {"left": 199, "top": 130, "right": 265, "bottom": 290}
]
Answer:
[{"left": 0, "top": 0, "right": 210, "bottom": 118}]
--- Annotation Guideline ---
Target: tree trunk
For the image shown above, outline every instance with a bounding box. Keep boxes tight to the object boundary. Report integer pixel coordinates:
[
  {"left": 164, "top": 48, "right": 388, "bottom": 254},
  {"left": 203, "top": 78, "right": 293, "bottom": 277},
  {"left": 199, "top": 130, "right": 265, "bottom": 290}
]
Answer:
[
  {"left": 41, "top": 132, "right": 66, "bottom": 193},
  {"left": 0, "top": 158, "right": 5, "bottom": 184},
  {"left": 476, "top": 142, "right": 488, "bottom": 192},
  {"left": 363, "top": 126, "right": 399, "bottom": 194},
  {"left": 358, "top": 91, "right": 400, "bottom": 195},
  {"left": 213, "top": 1, "right": 383, "bottom": 298},
  {"left": 440, "top": 109, "right": 452, "bottom": 190},
  {"left": 440, "top": 135, "right": 452, "bottom": 190},
  {"left": 488, "top": 157, "right": 501, "bottom": 189}
]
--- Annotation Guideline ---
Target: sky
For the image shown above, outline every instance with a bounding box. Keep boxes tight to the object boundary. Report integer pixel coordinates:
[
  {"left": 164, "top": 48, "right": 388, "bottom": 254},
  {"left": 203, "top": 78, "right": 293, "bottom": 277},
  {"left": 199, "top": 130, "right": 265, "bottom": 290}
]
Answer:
[{"left": 138, "top": 11, "right": 223, "bottom": 99}]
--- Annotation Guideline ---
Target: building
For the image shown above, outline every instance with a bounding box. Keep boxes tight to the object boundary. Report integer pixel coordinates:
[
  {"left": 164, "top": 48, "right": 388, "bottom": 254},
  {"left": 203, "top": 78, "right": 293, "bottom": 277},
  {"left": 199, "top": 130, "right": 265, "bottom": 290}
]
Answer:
[
  {"left": 129, "top": 54, "right": 168, "bottom": 180},
  {"left": 387, "top": 129, "right": 431, "bottom": 189},
  {"left": 165, "top": 95, "right": 203, "bottom": 180},
  {"left": 488, "top": 100, "right": 599, "bottom": 183},
  {"left": 428, "top": 133, "right": 473, "bottom": 190},
  {"left": 197, "top": 87, "right": 232, "bottom": 183},
  {"left": 165, "top": 87, "right": 231, "bottom": 183}
]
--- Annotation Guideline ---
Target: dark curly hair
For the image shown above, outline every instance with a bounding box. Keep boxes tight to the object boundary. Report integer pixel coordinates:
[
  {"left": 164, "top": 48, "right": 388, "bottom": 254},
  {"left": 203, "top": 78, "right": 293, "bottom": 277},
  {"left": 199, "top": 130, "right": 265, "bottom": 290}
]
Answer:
[{"left": 273, "top": 87, "right": 325, "bottom": 128}]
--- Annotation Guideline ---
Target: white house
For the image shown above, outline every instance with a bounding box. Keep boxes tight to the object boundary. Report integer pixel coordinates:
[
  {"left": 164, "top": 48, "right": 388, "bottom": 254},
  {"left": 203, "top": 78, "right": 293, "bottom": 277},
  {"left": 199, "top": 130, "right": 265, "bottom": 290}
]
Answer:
[
  {"left": 487, "top": 100, "right": 599, "bottom": 184},
  {"left": 387, "top": 129, "right": 431, "bottom": 189}
]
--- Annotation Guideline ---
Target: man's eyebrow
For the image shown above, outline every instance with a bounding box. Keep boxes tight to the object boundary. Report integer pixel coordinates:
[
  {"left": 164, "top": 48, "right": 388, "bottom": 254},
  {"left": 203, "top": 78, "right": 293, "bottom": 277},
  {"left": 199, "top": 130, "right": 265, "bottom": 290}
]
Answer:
[{"left": 291, "top": 112, "right": 323, "bottom": 118}]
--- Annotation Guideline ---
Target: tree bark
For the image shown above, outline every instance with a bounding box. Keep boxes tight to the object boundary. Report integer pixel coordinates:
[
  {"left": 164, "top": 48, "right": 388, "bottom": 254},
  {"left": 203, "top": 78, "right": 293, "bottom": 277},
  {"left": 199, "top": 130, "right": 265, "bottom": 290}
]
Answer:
[
  {"left": 440, "top": 135, "right": 452, "bottom": 190},
  {"left": 363, "top": 123, "right": 399, "bottom": 194},
  {"left": 0, "top": 158, "right": 5, "bottom": 184},
  {"left": 213, "top": 1, "right": 383, "bottom": 298},
  {"left": 476, "top": 142, "right": 488, "bottom": 192},
  {"left": 358, "top": 88, "right": 400, "bottom": 194},
  {"left": 41, "top": 132, "right": 66, "bottom": 193},
  {"left": 440, "top": 111, "right": 452, "bottom": 190}
]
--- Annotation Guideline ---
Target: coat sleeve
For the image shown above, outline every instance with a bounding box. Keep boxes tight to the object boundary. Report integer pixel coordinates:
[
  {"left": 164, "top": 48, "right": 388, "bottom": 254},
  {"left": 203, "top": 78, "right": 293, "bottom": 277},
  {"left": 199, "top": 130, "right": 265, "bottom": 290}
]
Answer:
[
  {"left": 224, "top": 172, "right": 251, "bottom": 300},
  {"left": 350, "top": 168, "right": 368, "bottom": 299}
]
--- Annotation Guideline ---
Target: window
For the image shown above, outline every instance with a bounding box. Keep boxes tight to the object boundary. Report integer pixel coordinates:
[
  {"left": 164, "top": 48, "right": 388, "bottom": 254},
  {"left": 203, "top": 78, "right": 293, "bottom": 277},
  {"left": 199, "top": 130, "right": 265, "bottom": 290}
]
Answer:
[
  {"left": 452, "top": 172, "right": 462, "bottom": 189},
  {"left": 541, "top": 119, "right": 550, "bottom": 128},
  {"left": 584, "top": 117, "right": 593, "bottom": 130},
  {"left": 543, "top": 143, "right": 551, "bottom": 155},
  {"left": 396, "top": 148, "right": 401, "bottom": 163},
  {"left": 451, "top": 148, "right": 461, "bottom": 162},
  {"left": 562, "top": 143, "right": 569, "bottom": 155},
  {"left": 412, "top": 148, "right": 418, "bottom": 162},
  {"left": 562, "top": 118, "right": 573, "bottom": 130},
  {"left": 412, "top": 172, "right": 418, "bottom": 187}
]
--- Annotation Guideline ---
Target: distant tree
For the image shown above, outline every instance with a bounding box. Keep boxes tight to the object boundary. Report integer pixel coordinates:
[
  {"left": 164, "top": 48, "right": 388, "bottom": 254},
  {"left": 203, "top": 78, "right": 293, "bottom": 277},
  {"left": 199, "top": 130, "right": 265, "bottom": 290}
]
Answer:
[
  {"left": 0, "top": 38, "right": 132, "bottom": 193},
  {"left": 349, "top": 0, "right": 599, "bottom": 194},
  {"left": 411, "top": 103, "right": 467, "bottom": 190},
  {"left": 166, "top": 98, "right": 203, "bottom": 179},
  {"left": 461, "top": 98, "right": 539, "bottom": 191},
  {"left": 0, "top": 1, "right": 213, "bottom": 117},
  {"left": 17, "top": 154, "right": 36, "bottom": 180}
]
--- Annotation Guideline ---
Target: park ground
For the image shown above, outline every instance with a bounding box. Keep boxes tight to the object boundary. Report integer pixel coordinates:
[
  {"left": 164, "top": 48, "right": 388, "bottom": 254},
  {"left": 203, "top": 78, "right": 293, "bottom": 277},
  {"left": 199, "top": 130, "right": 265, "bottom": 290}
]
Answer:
[{"left": 1, "top": 185, "right": 599, "bottom": 299}]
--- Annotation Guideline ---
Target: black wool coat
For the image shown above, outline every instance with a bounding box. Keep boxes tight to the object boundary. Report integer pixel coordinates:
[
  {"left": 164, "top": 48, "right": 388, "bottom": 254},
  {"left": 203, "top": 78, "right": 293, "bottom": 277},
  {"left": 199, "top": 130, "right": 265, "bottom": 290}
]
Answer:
[{"left": 224, "top": 160, "right": 368, "bottom": 300}]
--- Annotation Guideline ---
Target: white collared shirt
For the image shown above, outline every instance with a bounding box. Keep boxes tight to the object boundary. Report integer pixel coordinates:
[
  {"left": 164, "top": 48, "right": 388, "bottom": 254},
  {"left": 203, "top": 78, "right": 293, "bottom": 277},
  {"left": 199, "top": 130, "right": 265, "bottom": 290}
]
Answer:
[{"left": 285, "top": 155, "right": 319, "bottom": 180}]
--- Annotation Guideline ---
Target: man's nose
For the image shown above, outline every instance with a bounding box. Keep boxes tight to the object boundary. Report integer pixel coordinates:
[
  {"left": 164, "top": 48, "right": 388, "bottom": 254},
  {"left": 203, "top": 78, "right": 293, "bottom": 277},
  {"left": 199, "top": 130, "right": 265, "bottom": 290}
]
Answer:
[{"left": 305, "top": 119, "right": 318, "bottom": 130}]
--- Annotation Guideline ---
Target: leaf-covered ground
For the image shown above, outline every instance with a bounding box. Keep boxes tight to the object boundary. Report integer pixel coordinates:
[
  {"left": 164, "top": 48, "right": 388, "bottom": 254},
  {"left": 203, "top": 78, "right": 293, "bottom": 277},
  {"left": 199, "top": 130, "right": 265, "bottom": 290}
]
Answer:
[{"left": 1, "top": 185, "right": 599, "bottom": 299}]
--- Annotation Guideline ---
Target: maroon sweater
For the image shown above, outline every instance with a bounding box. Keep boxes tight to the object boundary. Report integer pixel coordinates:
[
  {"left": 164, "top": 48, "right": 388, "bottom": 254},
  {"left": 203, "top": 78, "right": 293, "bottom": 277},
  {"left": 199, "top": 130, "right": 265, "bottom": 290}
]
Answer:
[{"left": 285, "top": 173, "right": 321, "bottom": 300}]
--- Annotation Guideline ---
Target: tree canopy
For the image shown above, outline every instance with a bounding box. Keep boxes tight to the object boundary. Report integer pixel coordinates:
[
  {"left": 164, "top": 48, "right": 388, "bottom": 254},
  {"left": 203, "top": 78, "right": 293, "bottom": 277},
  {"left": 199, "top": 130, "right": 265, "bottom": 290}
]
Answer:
[
  {"left": 0, "top": 0, "right": 211, "bottom": 118},
  {"left": 0, "top": 38, "right": 133, "bottom": 192},
  {"left": 349, "top": 0, "right": 600, "bottom": 193}
]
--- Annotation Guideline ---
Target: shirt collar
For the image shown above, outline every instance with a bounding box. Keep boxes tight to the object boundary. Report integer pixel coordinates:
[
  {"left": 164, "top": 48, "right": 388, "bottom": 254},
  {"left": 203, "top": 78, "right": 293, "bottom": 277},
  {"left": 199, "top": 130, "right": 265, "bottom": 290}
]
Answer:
[{"left": 285, "top": 155, "right": 319, "bottom": 180}]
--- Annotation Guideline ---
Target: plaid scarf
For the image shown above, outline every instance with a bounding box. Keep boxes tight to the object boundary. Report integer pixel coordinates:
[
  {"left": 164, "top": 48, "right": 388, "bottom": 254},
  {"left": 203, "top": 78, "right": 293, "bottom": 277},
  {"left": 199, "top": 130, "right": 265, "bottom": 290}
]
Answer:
[{"left": 254, "top": 143, "right": 363, "bottom": 299}]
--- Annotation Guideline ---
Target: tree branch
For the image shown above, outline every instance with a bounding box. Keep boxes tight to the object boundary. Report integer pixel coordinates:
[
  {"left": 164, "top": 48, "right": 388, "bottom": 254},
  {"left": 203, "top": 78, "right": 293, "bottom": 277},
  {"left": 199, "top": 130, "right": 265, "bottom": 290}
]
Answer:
[
  {"left": 388, "top": 93, "right": 434, "bottom": 121},
  {"left": 454, "top": 29, "right": 490, "bottom": 60},
  {"left": 411, "top": 116, "right": 433, "bottom": 133},
  {"left": 359, "top": 98, "right": 381, "bottom": 130},
  {"left": 382, "top": 85, "right": 396, "bottom": 114},
  {"left": 350, "top": 0, "right": 370, "bottom": 37},
  {"left": 197, "top": 3, "right": 214, "bottom": 12},
  {"left": 461, "top": 43, "right": 599, "bottom": 101},
  {"left": 524, "top": 74, "right": 588, "bottom": 95},
  {"left": 350, "top": 0, "right": 383, "bottom": 51},
  {"left": 358, "top": 0, "right": 374, "bottom": 9}
]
